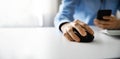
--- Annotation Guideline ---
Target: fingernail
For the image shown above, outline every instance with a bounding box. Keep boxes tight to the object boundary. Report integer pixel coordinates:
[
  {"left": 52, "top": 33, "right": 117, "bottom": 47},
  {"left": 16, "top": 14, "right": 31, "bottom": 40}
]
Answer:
[
  {"left": 103, "top": 16, "right": 107, "bottom": 18},
  {"left": 103, "top": 17, "right": 105, "bottom": 18}
]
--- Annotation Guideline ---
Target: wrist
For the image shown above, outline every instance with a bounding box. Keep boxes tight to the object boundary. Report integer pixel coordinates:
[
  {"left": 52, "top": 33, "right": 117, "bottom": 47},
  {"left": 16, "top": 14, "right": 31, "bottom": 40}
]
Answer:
[{"left": 59, "top": 22, "right": 69, "bottom": 32}]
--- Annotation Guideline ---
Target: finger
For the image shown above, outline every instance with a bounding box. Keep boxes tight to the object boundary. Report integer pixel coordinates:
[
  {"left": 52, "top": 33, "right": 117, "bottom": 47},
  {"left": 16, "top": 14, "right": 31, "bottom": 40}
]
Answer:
[
  {"left": 94, "top": 19, "right": 99, "bottom": 25},
  {"left": 103, "top": 16, "right": 114, "bottom": 21},
  {"left": 83, "top": 24, "right": 94, "bottom": 35},
  {"left": 75, "top": 20, "right": 94, "bottom": 35},
  {"left": 71, "top": 22, "right": 86, "bottom": 36},
  {"left": 94, "top": 19, "right": 110, "bottom": 25},
  {"left": 94, "top": 20, "right": 105, "bottom": 29},
  {"left": 100, "top": 24, "right": 111, "bottom": 29},
  {"left": 99, "top": 23, "right": 114, "bottom": 30},
  {"left": 95, "top": 23, "right": 105, "bottom": 29},
  {"left": 67, "top": 28, "right": 80, "bottom": 42},
  {"left": 63, "top": 32, "right": 74, "bottom": 41},
  {"left": 95, "top": 22, "right": 109, "bottom": 29}
]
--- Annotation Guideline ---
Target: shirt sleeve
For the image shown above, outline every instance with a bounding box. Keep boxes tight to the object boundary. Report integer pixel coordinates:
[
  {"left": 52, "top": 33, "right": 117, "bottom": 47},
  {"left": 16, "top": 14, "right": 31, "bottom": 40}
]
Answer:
[{"left": 54, "top": 0, "right": 79, "bottom": 32}]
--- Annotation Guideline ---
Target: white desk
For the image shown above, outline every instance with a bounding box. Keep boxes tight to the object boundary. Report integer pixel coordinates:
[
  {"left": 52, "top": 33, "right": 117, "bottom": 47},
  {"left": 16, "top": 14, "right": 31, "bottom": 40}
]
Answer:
[{"left": 0, "top": 26, "right": 120, "bottom": 59}]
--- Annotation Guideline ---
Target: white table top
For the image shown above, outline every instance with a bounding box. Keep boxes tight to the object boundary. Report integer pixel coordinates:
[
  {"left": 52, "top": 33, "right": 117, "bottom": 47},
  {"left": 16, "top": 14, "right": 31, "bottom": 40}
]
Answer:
[{"left": 0, "top": 26, "right": 120, "bottom": 59}]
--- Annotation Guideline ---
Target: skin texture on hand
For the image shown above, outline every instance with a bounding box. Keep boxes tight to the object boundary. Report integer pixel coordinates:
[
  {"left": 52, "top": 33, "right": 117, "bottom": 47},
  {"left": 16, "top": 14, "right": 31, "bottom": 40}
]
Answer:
[
  {"left": 61, "top": 20, "right": 94, "bottom": 42},
  {"left": 94, "top": 15, "right": 120, "bottom": 30}
]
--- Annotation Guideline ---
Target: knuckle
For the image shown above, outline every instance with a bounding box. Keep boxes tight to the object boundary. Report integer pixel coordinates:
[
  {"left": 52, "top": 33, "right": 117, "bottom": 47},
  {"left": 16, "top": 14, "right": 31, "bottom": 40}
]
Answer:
[
  {"left": 75, "top": 38, "right": 80, "bottom": 42},
  {"left": 68, "top": 38, "right": 73, "bottom": 41},
  {"left": 102, "top": 27, "right": 106, "bottom": 29},
  {"left": 63, "top": 32, "right": 67, "bottom": 36},
  {"left": 100, "top": 25, "right": 105, "bottom": 29},
  {"left": 66, "top": 27, "right": 73, "bottom": 32},
  {"left": 73, "top": 23, "right": 79, "bottom": 26},
  {"left": 81, "top": 23, "right": 87, "bottom": 26},
  {"left": 74, "top": 20, "right": 79, "bottom": 23},
  {"left": 67, "top": 29, "right": 73, "bottom": 32}
]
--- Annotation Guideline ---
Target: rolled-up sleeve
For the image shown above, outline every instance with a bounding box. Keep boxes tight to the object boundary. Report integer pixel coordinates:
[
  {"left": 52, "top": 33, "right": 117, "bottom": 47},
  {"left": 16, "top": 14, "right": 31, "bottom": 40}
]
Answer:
[{"left": 54, "top": 0, "right": 78, "bottom": 32}]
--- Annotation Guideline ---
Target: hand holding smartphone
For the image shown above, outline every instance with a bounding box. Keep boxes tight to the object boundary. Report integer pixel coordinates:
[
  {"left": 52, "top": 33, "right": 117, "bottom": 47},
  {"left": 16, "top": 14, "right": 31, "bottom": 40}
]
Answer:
[{"left": 97, "top": 10, "right": 112, "bottom": 21}]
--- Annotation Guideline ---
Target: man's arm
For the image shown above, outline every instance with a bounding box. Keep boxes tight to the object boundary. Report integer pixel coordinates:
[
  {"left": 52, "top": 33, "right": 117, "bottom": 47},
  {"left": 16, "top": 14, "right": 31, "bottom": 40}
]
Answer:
[
  {"left": 54, "top": 0, "right": 79, "bottom": 32},
  {"left": 54, "top": 0, "right": 94, "bottom": 42}
]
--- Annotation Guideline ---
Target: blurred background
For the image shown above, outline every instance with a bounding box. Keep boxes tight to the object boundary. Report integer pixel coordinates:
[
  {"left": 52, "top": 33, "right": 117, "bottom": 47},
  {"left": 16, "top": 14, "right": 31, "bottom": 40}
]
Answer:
[
  {"left": 0, "top": 0, "right": 61, "bottom": 27},
  {"left": 0, "top": 0, "right": 119, "bottom": 27}
]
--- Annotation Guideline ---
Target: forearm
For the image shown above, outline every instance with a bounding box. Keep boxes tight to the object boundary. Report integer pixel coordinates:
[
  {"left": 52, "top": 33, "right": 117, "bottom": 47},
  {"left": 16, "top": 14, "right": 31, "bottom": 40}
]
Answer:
[{"left": 54, "top": 0, "right": 77, "bottom": 32}]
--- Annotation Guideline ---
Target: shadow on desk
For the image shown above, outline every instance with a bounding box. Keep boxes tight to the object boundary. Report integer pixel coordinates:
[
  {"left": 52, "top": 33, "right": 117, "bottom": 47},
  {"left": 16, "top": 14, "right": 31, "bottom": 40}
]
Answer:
[
  {"left": 109, "top": 35, "right": 120, "bottom": 40},
  {"left": 106, "top": 57, "right": 120, "bottom": 59}
]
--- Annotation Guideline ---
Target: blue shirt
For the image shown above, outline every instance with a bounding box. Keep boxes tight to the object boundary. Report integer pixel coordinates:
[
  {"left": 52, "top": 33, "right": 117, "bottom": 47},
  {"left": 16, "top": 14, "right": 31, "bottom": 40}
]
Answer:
[{"left": 54, "top": 0, "right": 120, "bottom": 31}]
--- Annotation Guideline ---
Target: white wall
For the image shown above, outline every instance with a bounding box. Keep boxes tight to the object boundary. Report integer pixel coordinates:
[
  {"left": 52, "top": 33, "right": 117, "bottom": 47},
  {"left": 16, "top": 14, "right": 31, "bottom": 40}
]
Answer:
[
  {"left": 0, "top": 0, "right": 60, "bottom": 27},
  {"left": 0, "top": 0, "right": 43, "bottom": 27},
  {"left": 42, "top": 0, "right": 59, "bottom": 27}
]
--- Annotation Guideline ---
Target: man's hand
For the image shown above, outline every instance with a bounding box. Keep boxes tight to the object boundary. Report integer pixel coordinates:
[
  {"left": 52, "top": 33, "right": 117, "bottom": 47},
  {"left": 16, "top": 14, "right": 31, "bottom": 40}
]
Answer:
[
  {"left": 61, "top": 20, "right": 94, "bottom": 42},
  {"left": 94, "top": 15, "right": 120, "bottom": 30}
]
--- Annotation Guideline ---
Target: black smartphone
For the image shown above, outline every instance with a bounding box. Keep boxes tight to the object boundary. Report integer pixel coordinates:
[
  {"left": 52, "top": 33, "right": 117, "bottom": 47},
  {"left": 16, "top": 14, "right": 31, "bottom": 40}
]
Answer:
[{"left": 97, "top": 10, "right": 112, "bottom": 21}]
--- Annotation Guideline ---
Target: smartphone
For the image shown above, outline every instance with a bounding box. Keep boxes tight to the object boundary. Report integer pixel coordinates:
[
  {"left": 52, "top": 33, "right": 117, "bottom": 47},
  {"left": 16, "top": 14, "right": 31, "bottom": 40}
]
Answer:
[{"left": 97, "top": 10, "right": 112, "bottom": 21}]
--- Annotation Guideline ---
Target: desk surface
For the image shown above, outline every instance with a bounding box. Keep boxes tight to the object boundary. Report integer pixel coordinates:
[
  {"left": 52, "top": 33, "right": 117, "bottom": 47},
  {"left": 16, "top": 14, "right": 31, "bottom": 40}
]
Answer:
[{"left": 0, "top": 26, "right": 120, "bottom": 59}]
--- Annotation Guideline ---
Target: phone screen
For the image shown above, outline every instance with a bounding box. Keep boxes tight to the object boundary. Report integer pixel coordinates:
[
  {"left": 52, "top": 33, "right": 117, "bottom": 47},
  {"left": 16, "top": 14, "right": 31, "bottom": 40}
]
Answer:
[{"left": 97, "top": 10, "right": 112, "bottom": 21}]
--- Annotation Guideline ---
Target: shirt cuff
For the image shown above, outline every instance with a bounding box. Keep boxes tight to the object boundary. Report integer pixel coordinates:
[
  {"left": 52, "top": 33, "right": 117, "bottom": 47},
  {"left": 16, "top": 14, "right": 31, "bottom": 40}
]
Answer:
[{"left": 59, "top": 22, "right": 69, "bottom": 32}]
